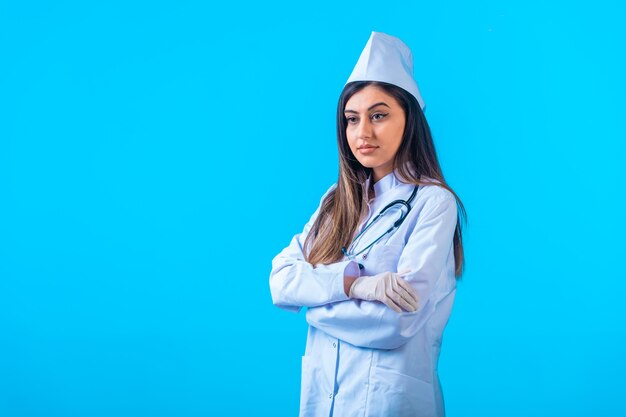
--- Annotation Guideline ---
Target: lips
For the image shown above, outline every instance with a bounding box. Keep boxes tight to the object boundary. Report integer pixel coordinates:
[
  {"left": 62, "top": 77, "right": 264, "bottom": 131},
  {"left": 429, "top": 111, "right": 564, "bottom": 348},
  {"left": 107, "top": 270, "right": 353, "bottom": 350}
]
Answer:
[{"left": 357, "top": 145, "right": 378, "bottom": 154}]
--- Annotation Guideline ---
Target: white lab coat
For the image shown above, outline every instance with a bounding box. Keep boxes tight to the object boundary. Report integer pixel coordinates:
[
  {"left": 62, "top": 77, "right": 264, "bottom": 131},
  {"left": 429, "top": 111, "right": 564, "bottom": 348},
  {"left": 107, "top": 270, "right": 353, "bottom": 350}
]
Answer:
[{"left": 269, "top": 169, "right": 458, "bottom": 417}]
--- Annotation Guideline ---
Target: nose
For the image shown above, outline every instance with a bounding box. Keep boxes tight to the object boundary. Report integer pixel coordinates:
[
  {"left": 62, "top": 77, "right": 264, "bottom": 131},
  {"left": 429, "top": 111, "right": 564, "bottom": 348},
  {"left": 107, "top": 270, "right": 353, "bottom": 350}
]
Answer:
[{"left": 355, "top": 117, "right": 373, "bottom": 139}]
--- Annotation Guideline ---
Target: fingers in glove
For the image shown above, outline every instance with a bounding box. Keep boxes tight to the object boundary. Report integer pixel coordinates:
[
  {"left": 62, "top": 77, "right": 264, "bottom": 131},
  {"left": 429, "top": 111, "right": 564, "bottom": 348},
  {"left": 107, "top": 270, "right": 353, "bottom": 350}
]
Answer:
[
  {"left": 389, "top": 279, "right": 418, "bottom": 312},
  {"left": 382, "top": 287, "right": 404, "bottom": 313},
  {"left": 395, "top": 276, "right": 419, "bottom": 304},
  {"left": 397, "top": 288, "right": 418, "bottom": 311}
]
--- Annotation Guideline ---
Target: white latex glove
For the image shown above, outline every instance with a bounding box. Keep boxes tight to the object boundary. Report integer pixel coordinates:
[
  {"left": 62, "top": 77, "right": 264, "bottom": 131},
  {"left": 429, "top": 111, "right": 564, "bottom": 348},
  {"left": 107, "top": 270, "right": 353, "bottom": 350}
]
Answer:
[{"left": 348, "top": 270, "right": 419, "bottom": 313}]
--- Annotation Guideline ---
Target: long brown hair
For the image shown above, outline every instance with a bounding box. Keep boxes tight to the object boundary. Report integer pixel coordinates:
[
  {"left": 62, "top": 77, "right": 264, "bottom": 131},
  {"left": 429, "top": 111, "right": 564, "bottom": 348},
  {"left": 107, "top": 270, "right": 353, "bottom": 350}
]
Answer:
[{"left": 303, "top": 81, "right": 467, "bottom": 278}]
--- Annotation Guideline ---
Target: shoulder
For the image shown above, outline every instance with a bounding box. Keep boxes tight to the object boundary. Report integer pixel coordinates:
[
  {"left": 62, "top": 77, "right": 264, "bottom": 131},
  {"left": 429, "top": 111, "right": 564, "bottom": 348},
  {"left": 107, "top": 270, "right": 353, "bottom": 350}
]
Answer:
[
  {"left": 413, "top": 177, "right": 457, "bottom": 225},
  {"left": 319, "top": 182, "right": 338, "bottom": 203},
  {"left": 306, "top": 183, "right": 338, "bottom": 215},
  {"left": 325, "top": 182, "right": 338, "bottom": 194},
  {"left": 418, "top": 176, "right": 455, "bottom": 204}
]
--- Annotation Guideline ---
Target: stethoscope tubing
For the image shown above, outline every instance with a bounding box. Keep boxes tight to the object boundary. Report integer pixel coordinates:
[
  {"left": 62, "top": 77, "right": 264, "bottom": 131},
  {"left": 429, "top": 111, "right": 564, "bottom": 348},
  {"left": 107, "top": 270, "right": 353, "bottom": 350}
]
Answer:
[{"left": 342, "top": 184, "right": 419, "bottom": 265}]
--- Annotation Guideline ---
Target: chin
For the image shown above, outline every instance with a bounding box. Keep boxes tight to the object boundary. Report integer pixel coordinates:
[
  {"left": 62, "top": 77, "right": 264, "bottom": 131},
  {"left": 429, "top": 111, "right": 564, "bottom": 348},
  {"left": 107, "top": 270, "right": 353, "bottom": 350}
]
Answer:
[{"left": 355, "top": 158, "right": 381, "bottom": 169}]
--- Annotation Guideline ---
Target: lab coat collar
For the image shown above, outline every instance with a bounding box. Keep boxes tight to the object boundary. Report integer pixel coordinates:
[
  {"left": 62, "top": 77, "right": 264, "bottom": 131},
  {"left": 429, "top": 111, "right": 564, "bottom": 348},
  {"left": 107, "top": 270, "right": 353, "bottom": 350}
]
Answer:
[{"left": 364, "top": 168, "right": 408, "bottom": 200}]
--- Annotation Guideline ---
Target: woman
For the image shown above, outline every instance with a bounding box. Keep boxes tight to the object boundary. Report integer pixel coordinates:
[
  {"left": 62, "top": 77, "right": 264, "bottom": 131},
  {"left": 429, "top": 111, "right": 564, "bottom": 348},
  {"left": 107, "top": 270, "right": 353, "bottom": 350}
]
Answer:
[{"left": 269, "top": 31, "right": 466, "bottom": 417}]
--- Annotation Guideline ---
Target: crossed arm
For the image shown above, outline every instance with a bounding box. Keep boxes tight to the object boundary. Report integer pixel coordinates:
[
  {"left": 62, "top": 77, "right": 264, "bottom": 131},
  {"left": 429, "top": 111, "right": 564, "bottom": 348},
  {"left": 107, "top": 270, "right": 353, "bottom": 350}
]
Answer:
[{"left": 269, "top": 189, "right": 458, "bottom": 349}]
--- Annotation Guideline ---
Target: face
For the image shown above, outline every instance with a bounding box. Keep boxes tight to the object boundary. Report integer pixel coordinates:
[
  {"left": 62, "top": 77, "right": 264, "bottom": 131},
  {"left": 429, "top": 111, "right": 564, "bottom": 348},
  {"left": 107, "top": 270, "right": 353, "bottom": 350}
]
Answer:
[{"left": 344, "top": 85, "right": 406, "bottom": 182}]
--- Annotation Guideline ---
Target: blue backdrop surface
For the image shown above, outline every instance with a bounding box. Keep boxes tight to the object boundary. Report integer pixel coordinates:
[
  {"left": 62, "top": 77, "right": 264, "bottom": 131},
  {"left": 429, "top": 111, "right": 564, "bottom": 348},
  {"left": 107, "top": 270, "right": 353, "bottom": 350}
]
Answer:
[{"left": 1, "top": 1, "right": 625, "bottom": 416}]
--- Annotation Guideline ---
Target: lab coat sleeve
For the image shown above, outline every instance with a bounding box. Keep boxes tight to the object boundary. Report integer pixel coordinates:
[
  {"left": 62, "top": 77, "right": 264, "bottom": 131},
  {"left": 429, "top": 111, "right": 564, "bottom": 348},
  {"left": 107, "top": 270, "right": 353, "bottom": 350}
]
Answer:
[
  {"left": 269, "top": 184, "right": 361, "bottom": 313},
  {"left": 305, "top": 193, "right": 458, "bottom": 349}
]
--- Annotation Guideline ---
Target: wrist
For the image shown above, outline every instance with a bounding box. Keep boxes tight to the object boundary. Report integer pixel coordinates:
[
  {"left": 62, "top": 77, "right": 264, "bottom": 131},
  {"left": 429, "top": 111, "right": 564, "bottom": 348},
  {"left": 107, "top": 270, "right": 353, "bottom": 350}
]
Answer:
[{"left": 344, "top": 275, "right": 358, "bottom": 297}]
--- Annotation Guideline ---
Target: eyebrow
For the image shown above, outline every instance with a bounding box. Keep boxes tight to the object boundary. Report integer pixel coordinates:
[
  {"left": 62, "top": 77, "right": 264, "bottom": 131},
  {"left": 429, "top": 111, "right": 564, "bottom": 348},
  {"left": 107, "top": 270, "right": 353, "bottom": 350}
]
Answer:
[{"left": 344, "top": 102, "right": 391, "bottom": 114}]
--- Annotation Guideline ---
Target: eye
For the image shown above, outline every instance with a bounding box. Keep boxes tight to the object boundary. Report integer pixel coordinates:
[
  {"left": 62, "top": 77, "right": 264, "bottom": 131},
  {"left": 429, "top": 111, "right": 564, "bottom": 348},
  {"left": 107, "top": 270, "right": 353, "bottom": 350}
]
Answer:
[
  {"left": 372, "top": 113, "right": 387, "bottom": 121},
  {"left": 346, "top": 116, "right": 357, "bottom": 124}
]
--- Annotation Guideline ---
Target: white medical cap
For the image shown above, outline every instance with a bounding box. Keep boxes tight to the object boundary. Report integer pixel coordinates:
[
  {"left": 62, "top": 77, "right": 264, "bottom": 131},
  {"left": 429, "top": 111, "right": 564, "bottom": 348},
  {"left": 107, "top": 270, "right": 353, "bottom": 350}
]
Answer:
[{"left": 345, "top": 31, "right": 426, "bottom": 111}]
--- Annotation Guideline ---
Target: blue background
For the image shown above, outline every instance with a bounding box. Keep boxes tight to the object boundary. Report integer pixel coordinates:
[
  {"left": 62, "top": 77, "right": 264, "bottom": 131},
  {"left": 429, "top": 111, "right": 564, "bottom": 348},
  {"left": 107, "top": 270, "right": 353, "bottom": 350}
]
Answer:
[{"left": 1, "top": 1, "right": 625, "bottom": 416}]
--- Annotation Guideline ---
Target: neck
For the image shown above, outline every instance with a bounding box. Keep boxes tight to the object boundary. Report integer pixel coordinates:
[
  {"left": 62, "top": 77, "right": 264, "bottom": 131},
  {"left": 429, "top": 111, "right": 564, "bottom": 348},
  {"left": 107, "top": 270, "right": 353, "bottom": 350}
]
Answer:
[{"left": 373, "top": 166, "right": 393, "bottom": 183}]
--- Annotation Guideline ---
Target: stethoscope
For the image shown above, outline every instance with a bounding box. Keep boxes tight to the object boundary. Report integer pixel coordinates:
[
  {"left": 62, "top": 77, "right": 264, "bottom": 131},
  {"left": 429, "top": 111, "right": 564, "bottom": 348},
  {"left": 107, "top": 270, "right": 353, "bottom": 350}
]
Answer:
[{"left": 341, "top": 184, "right": 419, "bottom": 270}]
